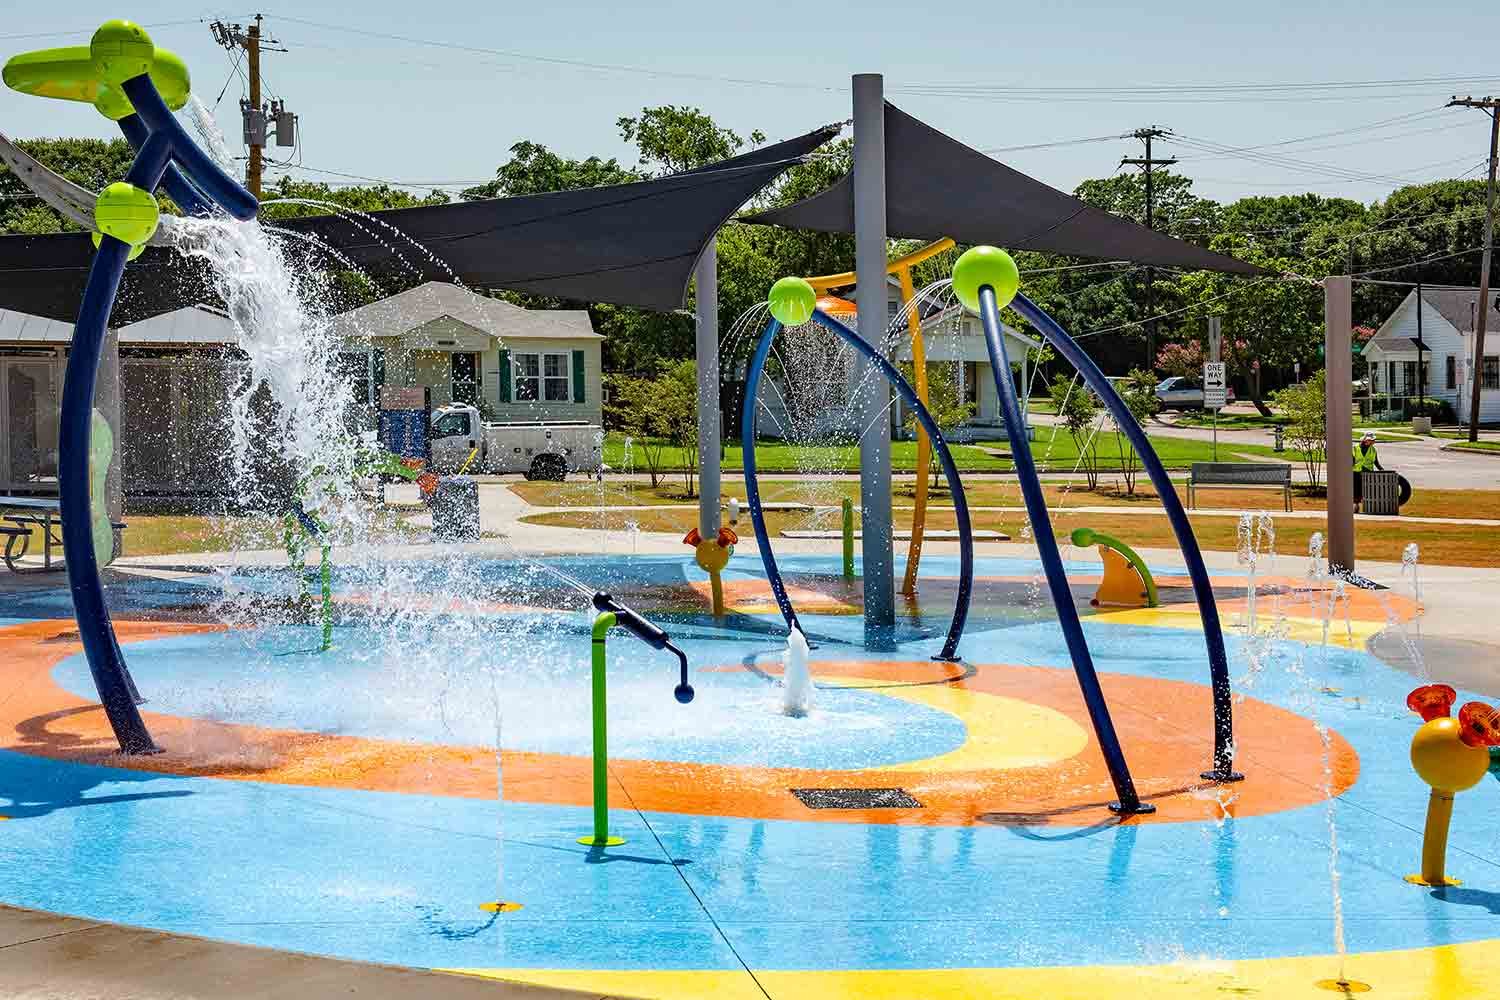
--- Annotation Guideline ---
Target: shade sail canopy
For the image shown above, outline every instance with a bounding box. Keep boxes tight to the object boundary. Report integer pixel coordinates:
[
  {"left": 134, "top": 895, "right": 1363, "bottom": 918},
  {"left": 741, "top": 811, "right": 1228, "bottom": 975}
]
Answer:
[
  {"left": 0, "top": 124, "right": 839, "bottom": 324},
  {"left": 745, "top": 104, "right": 1261, "bottom": 277}
]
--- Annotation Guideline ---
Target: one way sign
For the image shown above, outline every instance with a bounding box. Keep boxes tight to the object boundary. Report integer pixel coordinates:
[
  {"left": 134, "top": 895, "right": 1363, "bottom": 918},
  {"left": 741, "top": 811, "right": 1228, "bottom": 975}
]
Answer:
[{"left": 1203, "top": 362, "right": 1227, "bottom": 410}]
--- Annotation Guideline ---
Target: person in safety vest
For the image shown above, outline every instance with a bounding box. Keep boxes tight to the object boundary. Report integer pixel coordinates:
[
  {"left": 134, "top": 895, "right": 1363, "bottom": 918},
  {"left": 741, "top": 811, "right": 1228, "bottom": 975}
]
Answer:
[{"left": 1353, "top": 431, "right": 1383, "bottom": 507}]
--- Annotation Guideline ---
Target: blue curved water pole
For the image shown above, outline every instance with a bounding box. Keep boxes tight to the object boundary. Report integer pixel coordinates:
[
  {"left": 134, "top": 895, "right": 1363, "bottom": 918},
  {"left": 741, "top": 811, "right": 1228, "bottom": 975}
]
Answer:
[
  {"left": 60, "top": 71, "right": 258, "bottom": 753},
  {"left": 976, "top": 287, "right": 1148, "bottom": 815},
  {"left": 740, "top": 309, "right": 975, "bottom": 661},
  {"left": 1009, "top": 293, "right": 1239, "bottom": 783}
]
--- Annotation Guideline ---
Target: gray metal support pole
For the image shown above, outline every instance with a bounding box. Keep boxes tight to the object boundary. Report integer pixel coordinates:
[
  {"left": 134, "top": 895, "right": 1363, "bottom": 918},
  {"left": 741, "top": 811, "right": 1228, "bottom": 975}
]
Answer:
[
  {"left": 1325, "top": 275, "right": 1355, "bottom": 574},
  {"left": 695, "top": 235, "right": 721, "bottom": 541},
  {"left": 853, "top": 72, "right": 894, "bottom": 639}
]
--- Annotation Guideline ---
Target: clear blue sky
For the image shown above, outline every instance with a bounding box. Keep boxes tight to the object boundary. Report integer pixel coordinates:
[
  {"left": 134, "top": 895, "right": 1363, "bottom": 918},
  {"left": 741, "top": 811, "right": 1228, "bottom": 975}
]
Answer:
[{"left": 3, "top": 1, "right": 1499, "bottom": 206}]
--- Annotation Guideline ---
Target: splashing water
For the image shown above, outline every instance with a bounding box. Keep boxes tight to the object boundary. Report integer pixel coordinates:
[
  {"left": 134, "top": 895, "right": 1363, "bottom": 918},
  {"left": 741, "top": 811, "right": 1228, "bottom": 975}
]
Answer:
[
  {"left": 1401, "top": 542, "right": 1422, "bottom": 609},
  {"left": 780, "top": 626, "right": 814, "bottom": 717},
  {"left": 1235, "top": 512, "right": 1276, "bottom": 636}
]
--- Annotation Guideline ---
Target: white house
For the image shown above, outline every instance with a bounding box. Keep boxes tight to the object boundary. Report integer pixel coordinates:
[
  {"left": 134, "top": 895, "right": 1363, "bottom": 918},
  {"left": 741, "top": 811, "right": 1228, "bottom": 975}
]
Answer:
[
  {"left": 1362, "top": 287, "right": 1500, "bottom": 424},
  {"left": 330, "top": 282, "right": 604, "bottom": 426}
]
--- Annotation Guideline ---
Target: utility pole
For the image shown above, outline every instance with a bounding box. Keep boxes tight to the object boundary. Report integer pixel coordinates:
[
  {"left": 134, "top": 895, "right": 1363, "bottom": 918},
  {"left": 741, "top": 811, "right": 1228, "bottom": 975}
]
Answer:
[
  {"left": 246, "top": 16, "right": 262, "bottom": 198},
  {"left": 211, "top": 15, "right": 292, "bottom": 200},
  {"left": 1448, "top": 96, "right": 1499, "bottom": 442},
  {"left": 1122, "top": 127, "right": 1177, "bottom": 372}
]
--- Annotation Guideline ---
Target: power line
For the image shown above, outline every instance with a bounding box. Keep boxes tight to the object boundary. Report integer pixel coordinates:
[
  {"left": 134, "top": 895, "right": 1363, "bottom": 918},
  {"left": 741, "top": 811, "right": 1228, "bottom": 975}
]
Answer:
[
  {"left": 979, "top": 134, "right": 1131, "bottom": 155},
  {"left": 0, "top": 17, "right": 219, "bottom": 41},
  {"left": 268, "top": 13, "right": 841, "bottom": 93}
]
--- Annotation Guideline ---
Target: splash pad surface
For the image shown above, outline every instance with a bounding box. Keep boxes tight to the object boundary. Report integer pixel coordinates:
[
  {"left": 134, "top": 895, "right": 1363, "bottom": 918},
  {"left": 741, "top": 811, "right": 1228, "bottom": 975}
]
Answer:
[{"left": 0, "top": 553, "right": 1494, "bottom": 998}]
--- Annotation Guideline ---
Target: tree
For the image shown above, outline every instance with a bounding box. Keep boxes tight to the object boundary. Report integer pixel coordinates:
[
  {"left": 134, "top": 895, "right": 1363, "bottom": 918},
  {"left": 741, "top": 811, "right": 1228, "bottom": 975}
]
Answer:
[
  {"left": 1048, "top": 373, "right": 1103, "bottom": 490},
  {"left": 898, "top": 361, "right": 975, "bottom": 489},
  {"left": 659, "top": 360, "right": 702, "bottom": 497},
  {"left": 461, "top": 140, "right": 639, "bottom": 200},
  {"left": 1112, "top": 369, "right": 1159, "bottom": 496},
  {"left": 0, "top": 137, "right": 138, "bottom": 234},
  {"left": 611, "top": 363, "right": 697, "bottom": 492},
  {"left": 1179, "top": 236, "right": 1332, "bottom": 416},
  {"left": 258, "top": 177, "right": 450, "bottom": 221},
  {"left": 1156, "top": 340, "right": 1205, "bottom": 379},
  {"left": 617, "top": 106, "right": 763, "bottom": 176},
  {"left": 1272, "top": 370, "right": 1327, "bottom": 489}
]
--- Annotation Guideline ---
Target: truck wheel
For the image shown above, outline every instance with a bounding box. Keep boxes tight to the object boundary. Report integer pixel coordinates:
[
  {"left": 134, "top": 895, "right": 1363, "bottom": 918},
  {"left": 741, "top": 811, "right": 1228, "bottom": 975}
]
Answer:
[{"left": 529, "top": 454, "right": 567, "bottom": 482}]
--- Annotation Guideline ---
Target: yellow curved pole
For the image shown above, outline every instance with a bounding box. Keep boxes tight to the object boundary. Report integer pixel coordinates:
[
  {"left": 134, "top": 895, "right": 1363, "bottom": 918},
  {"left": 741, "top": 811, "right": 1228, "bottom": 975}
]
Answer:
[
  {"left": 898, "top": 266, "right": 930, "bottom": 596},
  {"left": 804, "top": 238, "right": 954, "bottom": 597}
]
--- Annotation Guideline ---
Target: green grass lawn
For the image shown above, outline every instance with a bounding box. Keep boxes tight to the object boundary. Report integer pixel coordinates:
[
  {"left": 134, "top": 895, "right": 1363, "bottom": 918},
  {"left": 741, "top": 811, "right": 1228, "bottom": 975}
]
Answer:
[
  {"left": 603, "top": 431, "right": 1283, "bottom": 476},
  {"left": 1170, "top": 411, "right": 1289, "bottom": 429},
  {"left": 1440, "top": 439, "right": 1500, "bottom": 454}
]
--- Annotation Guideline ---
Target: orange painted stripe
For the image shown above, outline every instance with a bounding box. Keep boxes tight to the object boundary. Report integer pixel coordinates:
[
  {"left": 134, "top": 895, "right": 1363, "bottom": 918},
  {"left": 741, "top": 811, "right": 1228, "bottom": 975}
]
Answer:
[{"left": 0, "top": 620, "right": 1356, "bottom": 827}]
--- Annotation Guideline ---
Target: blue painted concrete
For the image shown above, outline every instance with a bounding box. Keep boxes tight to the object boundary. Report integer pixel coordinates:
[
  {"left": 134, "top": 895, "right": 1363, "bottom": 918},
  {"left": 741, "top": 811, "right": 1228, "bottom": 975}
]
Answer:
[{"left": 3, "top": 556, "right": 1496, "bottom": 975}]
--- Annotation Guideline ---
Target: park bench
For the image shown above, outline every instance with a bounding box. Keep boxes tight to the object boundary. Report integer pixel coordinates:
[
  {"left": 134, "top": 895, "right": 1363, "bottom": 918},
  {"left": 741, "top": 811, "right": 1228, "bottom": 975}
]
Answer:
[
  {"left": 0, "top": 496, "right": 127, "bottom": 573},
  {"left": 1186, "top": 462, "right": 1293, "bottom": 512}
]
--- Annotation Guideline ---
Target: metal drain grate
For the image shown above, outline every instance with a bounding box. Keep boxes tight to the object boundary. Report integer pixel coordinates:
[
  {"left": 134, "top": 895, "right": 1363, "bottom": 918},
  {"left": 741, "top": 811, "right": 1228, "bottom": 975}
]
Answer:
[{"left": 790, "top": 787, "right": 924, "bottom": 810}]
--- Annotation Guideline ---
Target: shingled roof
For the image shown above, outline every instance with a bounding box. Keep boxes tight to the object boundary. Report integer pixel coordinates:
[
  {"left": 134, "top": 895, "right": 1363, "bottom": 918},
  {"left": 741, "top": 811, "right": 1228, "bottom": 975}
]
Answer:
[{"left": 330, "top": 282, "right": 600, "bottom": 342}]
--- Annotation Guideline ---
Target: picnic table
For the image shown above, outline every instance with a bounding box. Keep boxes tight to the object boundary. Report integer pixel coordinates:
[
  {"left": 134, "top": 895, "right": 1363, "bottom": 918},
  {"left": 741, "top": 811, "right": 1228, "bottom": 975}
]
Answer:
[{"left": 0, "top": 496, "right": 64, "bottom": 573}]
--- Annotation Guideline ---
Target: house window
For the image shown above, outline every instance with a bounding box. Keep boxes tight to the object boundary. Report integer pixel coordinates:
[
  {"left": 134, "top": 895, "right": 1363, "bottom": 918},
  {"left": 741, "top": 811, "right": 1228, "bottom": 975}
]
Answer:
[
  {"left": 1370, "top": 365, "right": 1380, "bottom": 393},
  {"left": 513, "top": 352, "right": 571, "bottom": 403},
  {"left": 1446, "top": 355, "right": 1456, "bottom": 390},
  {"left": 1485, "top": 356, "right": 1500, "bottom": 391}
]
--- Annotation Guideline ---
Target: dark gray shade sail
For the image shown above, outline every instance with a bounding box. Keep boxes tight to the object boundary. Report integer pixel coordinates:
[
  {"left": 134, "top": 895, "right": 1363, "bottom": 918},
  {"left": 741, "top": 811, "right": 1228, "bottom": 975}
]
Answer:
[
  {"left": 0, "top": 124, "right": 839, "bottom": 324},
  {"left": 745, "top": 104, "right": 1262, "bottom": 277}
]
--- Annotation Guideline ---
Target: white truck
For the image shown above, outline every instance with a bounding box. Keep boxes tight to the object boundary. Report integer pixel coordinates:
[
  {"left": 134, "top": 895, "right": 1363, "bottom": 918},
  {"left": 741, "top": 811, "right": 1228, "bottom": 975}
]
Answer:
[{"left": 428, "top": 404, "right": 603, "bottom": 480}]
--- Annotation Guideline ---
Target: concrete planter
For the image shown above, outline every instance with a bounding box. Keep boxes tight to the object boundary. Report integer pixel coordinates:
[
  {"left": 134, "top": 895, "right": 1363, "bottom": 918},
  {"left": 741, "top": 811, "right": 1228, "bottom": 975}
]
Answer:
[{"left": 1411, "top": 416, "right": 1433, "bottom": 434}]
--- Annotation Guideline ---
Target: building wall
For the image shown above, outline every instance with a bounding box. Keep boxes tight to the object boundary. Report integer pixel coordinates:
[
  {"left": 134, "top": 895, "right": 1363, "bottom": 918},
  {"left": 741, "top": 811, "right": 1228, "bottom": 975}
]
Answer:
[
  {"left": 1364, "top": 299, "right": 1464, "bottom": 405},
  {"left": 1456, "top": 333, "right": 1500, "bottom": 424},
  {"left": 1365, "top": 298, "right": 1500, "bottom": 422},
  {"left": 485, "top": 337, "right": 603, "bottom": 425}
]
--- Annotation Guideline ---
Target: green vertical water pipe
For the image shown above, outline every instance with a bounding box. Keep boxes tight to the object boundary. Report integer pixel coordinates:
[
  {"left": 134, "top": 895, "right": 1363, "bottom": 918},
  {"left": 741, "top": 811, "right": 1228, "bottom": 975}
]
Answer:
[
  {"left": 842, "top": 497, "right": 855, "bottom": 580},
  {"left": 319, "top": 541, "right": 333, "bottom": 652},
  {"left": 578, "top": 610, "right": 626, "bottom": 847}
]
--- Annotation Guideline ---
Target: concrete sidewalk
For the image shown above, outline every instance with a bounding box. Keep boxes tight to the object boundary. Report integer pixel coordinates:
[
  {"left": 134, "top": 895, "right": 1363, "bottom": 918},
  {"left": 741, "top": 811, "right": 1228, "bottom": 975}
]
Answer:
[{"left": 0, "top": 905, "right": 604, "bottom": 1000}]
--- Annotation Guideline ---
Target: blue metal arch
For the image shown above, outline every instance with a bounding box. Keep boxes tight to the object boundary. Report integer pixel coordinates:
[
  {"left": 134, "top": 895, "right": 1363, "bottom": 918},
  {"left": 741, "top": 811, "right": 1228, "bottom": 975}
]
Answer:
[
  {"left": 60, "top": 72, "right": 258, "bottom": 753},
  {"left": 740, "top": 308, "right": 974, "bottom": 662},
  {"left": 975, "top": 287, "right": 1146, "bottom": 813},
  {"left": 1008, "top": 291, "right": 1238, "bottom": 781}
]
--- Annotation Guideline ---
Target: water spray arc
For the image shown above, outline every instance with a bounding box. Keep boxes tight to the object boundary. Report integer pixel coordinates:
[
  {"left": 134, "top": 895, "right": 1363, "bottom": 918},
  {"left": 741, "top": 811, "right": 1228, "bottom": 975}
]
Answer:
[
  {"left": 802, "top": 238, "right": 956, "bottom": 597},
  {"left": 2, "top": 20, "right": 259, "bottom": 753},
  {"left": 743, "top": 277, "right": 974, "bottom": 662}
]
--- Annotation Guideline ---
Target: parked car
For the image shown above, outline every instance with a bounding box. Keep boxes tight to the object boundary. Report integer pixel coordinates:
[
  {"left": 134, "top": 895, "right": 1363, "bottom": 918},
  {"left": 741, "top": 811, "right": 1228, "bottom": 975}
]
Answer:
[{"left": 1154, "top": 375, "right": 1236, "bottom": 410}]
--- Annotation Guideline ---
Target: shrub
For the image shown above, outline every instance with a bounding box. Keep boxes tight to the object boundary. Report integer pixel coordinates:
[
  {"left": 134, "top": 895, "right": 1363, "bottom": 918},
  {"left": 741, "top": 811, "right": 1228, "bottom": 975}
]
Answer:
[
  {"left": 1048, "top": 373, "right": 1102, "bottom": 490},
  {"left": 1271, "top": 372, "right": 1325, "bottom": 488}
]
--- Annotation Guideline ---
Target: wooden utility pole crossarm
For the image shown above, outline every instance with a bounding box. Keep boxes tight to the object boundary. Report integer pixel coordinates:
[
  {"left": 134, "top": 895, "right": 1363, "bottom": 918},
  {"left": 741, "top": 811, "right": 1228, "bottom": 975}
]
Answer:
[{"left": 1448, "top": 96, "right": 1499, "bottom": 441}]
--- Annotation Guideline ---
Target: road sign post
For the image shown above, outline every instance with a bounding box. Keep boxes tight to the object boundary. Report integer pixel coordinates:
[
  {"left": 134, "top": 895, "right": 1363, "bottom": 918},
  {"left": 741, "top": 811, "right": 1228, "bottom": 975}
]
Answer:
[{"left": 1204, "top": 361, "right": 1227, "bottom": 460}]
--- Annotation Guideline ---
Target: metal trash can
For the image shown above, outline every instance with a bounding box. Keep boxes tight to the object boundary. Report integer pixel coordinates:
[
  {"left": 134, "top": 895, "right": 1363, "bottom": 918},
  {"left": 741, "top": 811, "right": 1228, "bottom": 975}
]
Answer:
[
  {"left": 432, "top": 476, "right": 480, "bottom": 541},
  {"left": 1361, "top": 470, "right": 1400, "bottom": 515},
  {"left": 1273, "top": 425, "right": 1284, "bottom": 452}
]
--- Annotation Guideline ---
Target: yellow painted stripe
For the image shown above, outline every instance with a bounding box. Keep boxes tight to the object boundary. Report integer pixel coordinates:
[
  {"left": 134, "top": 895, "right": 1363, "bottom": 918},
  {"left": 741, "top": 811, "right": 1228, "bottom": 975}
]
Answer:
[
  {"left": 1091, "top": 606, "right": 1381, "bottom": 649},
  {"left": 448, "top": 935, "right": 1500, "bottom": 999},
  {"left": 838, "top": 677, "right": 1088, "bottom": 773}
]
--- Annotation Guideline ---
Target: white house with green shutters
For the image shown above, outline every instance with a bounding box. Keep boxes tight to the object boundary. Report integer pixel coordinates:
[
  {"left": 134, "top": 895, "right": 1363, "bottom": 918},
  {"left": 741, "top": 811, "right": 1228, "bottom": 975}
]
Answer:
[{"left": 331, "top": 282, "right": 603, "bottom": 425}]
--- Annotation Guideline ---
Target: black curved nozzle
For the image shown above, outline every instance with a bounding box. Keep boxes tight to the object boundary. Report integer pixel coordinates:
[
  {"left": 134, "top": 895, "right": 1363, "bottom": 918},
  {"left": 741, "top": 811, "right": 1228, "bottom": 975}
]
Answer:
[
  {"left": 594, "top": 592, "right": 668, "bottom": 649},
  {"left": 593, "top": 592, "right": 692, "bottom": 702}
]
